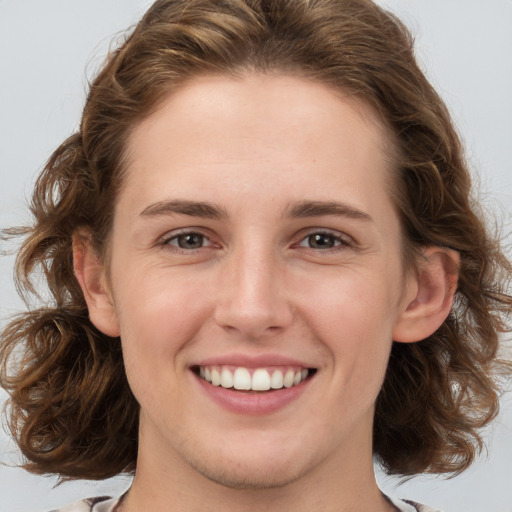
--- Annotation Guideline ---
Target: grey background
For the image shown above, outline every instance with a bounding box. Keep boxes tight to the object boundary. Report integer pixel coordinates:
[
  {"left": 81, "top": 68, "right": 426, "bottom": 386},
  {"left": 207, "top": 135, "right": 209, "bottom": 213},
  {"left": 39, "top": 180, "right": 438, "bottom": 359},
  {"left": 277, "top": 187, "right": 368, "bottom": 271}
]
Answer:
[{"left": 1, "top": 1, "right": 511, "bottom": 511}]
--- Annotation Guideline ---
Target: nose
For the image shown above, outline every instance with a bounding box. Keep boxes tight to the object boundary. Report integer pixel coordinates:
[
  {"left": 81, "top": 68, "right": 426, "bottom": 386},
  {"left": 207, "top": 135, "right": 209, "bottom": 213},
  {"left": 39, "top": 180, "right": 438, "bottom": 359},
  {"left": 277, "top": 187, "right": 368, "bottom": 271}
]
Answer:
[{"left": 214, "top": 244, "right": 294, "bottom": 340}]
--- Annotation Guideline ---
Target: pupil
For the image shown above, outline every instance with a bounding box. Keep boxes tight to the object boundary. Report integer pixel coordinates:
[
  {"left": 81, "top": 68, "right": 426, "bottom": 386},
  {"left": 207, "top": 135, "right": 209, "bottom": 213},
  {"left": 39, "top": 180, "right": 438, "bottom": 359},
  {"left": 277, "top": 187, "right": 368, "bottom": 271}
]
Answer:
[
  {"left": 178, "top": 233, "right": 203, "bottom": 249},
  {"left": 310, "top": 234, "right": 333, "bottom": 249}
]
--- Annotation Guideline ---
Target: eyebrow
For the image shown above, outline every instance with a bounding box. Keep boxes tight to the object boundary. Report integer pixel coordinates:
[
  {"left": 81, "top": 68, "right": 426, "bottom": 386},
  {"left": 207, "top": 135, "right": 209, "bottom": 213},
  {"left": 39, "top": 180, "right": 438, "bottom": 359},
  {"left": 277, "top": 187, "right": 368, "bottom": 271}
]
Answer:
[
  {"left": 285, "top": 200, "right": 373, "bottom": 222},
  {"left": 140, "top": 199, "right": 228, "bottom": 220},
  {"left": 139, "top": 199, "right": 372, "bottom": 222}
]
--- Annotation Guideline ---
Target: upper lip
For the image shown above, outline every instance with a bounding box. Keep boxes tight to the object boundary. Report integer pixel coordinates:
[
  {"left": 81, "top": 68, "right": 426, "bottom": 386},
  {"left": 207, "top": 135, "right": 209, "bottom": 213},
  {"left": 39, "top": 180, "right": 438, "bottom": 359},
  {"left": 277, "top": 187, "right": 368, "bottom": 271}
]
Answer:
[{"left": 193, "top": 353, "right": 314, "bottom": 369}]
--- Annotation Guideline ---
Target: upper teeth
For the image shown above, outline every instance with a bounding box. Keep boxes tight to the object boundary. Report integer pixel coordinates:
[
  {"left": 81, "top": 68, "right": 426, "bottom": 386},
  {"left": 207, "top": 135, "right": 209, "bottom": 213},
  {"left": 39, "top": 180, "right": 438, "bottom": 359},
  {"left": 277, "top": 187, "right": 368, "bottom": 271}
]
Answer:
[{"left": 198, "top": 366, "right": 309, "bottom": 391}]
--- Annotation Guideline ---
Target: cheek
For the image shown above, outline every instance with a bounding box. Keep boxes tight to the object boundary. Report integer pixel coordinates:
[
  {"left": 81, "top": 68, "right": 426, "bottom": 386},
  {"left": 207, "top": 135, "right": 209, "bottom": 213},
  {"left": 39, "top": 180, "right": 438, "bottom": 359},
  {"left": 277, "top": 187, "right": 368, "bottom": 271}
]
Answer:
[
  {"left": 300, "top": 266, "right": 402, "bottom": 394},
  {"left": 300, "top": 263, "right": 403, "bottom": 341},
  {"left": 114, "top": 282, "right": 206, "bottom": 411},
  {"left": 111, "top": 266, "right": 211, "bottom": 378}
]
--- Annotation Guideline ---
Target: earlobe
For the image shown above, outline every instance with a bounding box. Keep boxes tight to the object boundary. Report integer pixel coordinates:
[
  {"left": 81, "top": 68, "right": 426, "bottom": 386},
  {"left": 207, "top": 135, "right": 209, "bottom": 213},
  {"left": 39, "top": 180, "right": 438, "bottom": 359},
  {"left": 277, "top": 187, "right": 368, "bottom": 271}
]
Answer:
[
  {"left": 393, "top": 247, "right": 459, "bottom": 343},
  {"left": 73, "top": 232, "right": 120, "bottom": 337}
]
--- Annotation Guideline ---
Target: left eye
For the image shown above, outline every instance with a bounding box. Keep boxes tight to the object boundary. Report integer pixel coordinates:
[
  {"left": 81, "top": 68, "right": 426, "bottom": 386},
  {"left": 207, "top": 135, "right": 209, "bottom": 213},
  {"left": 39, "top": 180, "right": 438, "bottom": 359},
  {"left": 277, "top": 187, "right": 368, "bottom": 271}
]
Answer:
[
  {"left": 298, "top": 233, "right": 346, "bottom": 249},
  {"left": 166, "top": 232, "right": 209, "bottom": 249}
]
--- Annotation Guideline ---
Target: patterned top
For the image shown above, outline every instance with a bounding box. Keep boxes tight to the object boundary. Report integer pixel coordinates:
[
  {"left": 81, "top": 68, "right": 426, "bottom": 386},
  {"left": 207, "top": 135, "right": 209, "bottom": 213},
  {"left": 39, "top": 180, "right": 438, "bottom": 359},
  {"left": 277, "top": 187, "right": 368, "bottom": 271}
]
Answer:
[{"left": 50, "top": 494, "right": 443, "bottom": 512}]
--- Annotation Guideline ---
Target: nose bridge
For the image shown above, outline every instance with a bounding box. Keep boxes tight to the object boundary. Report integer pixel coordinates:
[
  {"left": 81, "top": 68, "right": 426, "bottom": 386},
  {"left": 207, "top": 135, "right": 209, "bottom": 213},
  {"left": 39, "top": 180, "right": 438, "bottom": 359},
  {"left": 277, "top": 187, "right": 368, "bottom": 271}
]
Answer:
[{"left": 215, "top": 236, "right": 292, "bottom": 337}]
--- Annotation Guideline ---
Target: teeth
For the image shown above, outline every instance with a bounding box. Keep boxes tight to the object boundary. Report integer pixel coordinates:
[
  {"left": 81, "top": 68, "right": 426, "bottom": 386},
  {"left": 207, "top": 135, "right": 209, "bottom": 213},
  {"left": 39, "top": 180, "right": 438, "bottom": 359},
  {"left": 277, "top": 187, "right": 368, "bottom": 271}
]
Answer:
[
  {"left": 197, "top": 365, "right": 311, "bottom": 391},
  {"left": 270, "top": 370, "right": 284, "bottom": 389},
  {"left": 283, "top": 369, "right": 295, "bottom": 388},
  {"left": 220, "top": 368, "right": 234, "bottom": 389},
  {"left": 252, "top": 369, "right": 271, "bottom": 391},
  {"left": 211, "top": 368, "right": 221, "bottom": 386},
  {"left": 233, "top": 367, "right": 251, "bottom": 390}
]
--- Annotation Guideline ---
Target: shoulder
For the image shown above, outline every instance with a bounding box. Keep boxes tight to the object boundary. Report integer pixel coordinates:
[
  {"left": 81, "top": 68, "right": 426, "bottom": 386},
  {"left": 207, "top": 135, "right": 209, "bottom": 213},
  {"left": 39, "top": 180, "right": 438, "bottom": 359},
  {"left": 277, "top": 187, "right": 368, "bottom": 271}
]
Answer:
[
  {"left": 404, "top": 501, "right": 444, "bottom": 512},
  {"left": 388, "top": 495, "right": 444, "bottom": 512},
  {"left": 405, "top": 502, "right": 443, "bottom": 512},
  {"left": 49, "top": 496, "right": 120, "bottom": 512}
]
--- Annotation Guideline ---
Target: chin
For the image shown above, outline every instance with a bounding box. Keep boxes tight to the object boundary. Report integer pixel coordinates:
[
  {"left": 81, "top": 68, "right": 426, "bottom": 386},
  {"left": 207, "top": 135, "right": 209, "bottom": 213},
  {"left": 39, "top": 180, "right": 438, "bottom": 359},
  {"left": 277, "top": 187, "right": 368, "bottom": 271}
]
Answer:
[
  {"left": 194, "top": 465, "right": 304, "bottom": 490},
  {"left": 186, "top": 450, "right": 309, "bottom": 490}
]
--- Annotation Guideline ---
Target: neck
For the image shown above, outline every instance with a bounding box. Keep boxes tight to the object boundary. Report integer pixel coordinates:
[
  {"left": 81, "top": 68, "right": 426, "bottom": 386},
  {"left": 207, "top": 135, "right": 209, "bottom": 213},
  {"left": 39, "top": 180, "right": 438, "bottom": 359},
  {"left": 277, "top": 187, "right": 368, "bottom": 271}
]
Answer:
[{"left": 121, "top": 422, "right": 394, "bottom": 512}]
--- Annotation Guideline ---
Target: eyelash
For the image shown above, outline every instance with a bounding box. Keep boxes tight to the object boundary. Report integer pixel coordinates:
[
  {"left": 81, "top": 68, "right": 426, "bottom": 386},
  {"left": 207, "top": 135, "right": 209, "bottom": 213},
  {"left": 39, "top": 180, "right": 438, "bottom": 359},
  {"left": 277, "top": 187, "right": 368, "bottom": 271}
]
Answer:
[{"left": 161, "top": 228, "right": 354, "bottom": 256}]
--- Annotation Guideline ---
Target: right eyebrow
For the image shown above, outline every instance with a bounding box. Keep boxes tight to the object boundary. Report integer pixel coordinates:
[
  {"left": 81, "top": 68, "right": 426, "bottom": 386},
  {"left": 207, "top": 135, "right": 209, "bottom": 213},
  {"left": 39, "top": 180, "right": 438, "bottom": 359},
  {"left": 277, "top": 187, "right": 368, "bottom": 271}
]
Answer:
[{"left": 139, "top": 199, "right": 228, "bottom": 220}]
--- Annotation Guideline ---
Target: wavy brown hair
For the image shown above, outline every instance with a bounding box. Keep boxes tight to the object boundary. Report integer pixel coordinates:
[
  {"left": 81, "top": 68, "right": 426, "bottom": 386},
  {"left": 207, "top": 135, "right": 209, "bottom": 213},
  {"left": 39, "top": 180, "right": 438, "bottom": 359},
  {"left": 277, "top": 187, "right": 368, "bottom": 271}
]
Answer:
[{"left": 1, "top": 0, "right": 511, "bottom": 480}]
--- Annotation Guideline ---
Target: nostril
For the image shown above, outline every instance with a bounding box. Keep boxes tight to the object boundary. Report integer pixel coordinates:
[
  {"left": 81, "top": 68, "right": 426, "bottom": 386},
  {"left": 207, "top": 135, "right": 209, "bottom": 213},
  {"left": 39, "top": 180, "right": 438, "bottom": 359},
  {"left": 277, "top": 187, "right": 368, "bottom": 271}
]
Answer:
[{"left": 213, "top": 288, "right": 294, "bottom": 338}]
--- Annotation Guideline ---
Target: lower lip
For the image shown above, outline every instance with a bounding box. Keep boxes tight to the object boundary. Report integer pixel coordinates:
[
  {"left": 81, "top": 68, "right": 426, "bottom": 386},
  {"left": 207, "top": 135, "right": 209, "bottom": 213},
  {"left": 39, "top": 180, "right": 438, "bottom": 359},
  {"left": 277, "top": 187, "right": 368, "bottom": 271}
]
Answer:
[{"left": 194, "top": 372, "right": 312, "bottom": 415}]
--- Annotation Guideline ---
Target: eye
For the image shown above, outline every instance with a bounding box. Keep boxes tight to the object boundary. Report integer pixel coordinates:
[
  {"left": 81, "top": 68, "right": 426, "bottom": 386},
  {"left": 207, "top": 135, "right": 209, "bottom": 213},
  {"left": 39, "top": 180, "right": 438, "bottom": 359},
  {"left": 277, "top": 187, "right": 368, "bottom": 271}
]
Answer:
[
  {"left": 297, "top": 232, "right": 349, "bottom": 250},
  {"left": 164, "top": 232, "right": 212, "bottom": 250}
]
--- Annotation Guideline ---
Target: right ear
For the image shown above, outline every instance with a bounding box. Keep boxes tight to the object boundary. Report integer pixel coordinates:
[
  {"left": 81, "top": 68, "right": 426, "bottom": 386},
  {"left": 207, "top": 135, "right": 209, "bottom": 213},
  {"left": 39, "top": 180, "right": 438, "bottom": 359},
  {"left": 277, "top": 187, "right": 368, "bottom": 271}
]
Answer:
[{"left": 72, "top": 232, "right": 120, "bottom": 337}]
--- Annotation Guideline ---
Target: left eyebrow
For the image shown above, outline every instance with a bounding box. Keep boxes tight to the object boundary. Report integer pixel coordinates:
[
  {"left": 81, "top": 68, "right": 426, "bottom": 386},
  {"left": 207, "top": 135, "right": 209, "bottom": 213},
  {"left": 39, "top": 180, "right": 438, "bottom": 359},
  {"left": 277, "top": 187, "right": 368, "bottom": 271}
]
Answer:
[{"left": 284, "top": 200, "right": 373, "bottom": 222}]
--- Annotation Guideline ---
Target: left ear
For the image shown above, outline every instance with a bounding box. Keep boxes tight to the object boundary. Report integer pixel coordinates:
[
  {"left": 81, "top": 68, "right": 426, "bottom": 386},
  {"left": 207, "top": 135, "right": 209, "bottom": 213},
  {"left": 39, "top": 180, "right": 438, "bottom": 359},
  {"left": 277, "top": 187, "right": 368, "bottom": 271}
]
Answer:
[{"left": 393, "top": 246, "right": 459, "bottom": 343}]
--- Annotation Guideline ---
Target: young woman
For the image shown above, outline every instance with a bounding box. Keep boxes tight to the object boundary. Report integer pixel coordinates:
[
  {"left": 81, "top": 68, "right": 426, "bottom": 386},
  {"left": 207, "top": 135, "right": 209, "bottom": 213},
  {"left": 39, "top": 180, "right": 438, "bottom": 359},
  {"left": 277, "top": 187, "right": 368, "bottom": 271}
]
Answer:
[{"left": 1, "top": 1, "right": 510, "bottom": 511}]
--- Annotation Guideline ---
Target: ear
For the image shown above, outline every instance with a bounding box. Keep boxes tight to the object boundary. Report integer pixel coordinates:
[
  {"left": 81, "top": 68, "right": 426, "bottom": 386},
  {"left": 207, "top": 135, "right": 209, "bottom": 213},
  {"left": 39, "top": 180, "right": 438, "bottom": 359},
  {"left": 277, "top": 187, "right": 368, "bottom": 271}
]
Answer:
[
  {"left": 393, "top": 247, "right": 459, "bottom": 343},
  {"left": 73, "top": 232, "right": 120, "bottom": 337}
]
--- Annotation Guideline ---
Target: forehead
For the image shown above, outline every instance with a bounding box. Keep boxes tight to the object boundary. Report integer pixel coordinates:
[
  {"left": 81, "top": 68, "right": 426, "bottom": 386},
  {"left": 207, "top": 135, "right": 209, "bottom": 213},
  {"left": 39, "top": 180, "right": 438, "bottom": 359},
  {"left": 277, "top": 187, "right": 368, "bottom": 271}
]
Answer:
[
  {"left": 122, "top": 73, "right": 397, "bottom": 218},
  {"left": 130, "top": 73, "right": 392, "bottom": 153}
]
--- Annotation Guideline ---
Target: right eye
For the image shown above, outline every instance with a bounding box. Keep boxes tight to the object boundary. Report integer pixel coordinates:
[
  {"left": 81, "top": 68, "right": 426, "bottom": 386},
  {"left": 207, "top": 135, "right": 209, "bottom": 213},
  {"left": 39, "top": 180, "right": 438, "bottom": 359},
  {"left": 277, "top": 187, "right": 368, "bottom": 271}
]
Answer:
[
  {"left": 167, "top": 233, "right": 207, "bottom": 249},
  {"left": 162, "top": 231, "right": 216, "bottom": 251}
]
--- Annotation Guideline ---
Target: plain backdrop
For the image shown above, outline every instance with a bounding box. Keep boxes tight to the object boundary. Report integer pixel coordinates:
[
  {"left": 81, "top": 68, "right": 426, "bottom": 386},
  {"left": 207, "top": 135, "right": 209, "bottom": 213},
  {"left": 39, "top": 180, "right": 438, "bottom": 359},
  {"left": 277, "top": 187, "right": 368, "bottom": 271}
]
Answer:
[{"left": 1, "top": 1, "right": 511, "bottom": 511}]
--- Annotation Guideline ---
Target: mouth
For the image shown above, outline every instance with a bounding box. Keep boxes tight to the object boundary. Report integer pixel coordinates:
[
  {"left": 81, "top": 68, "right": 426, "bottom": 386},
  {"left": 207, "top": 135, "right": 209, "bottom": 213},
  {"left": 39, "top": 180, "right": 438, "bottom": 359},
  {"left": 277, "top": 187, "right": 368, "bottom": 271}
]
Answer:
[{"left": 192, "top": 365, "right": 316, "bottom": 392}]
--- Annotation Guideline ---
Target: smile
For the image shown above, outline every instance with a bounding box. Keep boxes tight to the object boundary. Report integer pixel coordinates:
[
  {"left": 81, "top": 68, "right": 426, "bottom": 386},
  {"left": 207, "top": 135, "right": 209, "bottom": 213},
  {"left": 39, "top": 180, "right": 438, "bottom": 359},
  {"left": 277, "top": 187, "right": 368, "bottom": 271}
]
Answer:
[{"left": 195, "top": 365, "right": 312, "bottom": 392}]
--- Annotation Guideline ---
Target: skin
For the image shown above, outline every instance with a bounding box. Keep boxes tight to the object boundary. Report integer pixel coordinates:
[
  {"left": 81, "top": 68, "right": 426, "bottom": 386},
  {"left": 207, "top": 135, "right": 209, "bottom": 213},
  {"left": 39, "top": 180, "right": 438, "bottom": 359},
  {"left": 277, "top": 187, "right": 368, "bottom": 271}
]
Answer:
[{"left": 75, "top": 73, "right": 458, "bottom": 512}]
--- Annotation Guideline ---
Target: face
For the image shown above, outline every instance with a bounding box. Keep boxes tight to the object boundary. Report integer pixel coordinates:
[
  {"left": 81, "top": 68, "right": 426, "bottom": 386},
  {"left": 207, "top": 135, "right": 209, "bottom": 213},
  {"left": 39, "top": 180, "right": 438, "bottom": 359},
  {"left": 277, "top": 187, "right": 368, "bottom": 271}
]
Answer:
[{"left": 96, "top": 74, "right": 418, "bottom": 489}]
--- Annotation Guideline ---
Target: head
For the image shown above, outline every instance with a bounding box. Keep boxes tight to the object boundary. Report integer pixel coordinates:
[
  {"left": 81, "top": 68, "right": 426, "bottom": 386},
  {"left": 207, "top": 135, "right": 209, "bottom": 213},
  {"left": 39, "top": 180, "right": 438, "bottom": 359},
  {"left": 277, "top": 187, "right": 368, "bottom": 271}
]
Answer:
[{"left": 1, "top": 0, "right": 510, "bottom": 481}]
